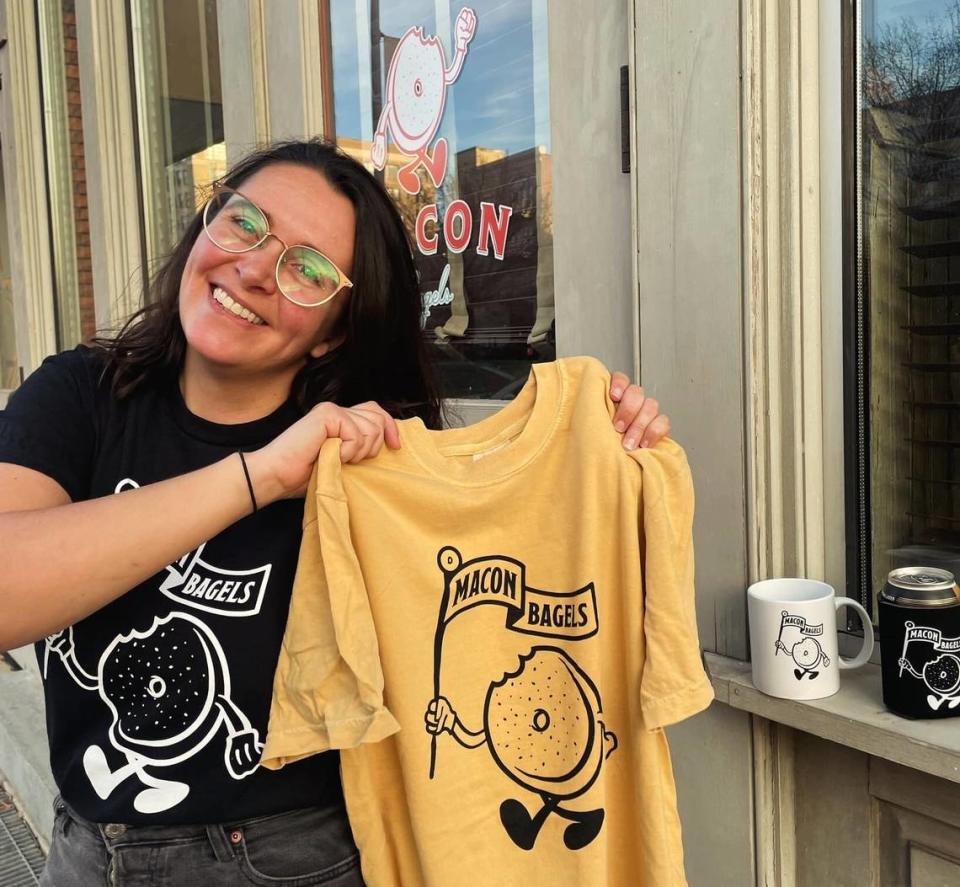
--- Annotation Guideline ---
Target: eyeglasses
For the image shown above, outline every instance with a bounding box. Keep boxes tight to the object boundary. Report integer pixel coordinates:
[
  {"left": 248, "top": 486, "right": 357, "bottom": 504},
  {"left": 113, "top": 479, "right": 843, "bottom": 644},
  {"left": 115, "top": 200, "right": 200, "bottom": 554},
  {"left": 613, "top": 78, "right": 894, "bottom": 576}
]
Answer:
[{"left": 201, "top": 185, "right": 353, "bottom": 307}]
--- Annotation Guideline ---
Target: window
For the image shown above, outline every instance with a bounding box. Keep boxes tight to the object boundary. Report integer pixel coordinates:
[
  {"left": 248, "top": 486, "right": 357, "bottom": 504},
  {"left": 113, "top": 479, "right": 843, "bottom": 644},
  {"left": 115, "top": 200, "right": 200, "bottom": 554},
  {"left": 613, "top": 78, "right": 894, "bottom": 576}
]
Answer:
[
  {"left": 848, "top": 0, "right": 960, "bottom": 613},
  {"left": 128, "top": 0, "right": 225, "bottom": 271},
  {"left": 0, "top": 154, "right": 15, "bottom": 392},
  {"left": 322, "top": 0, "right": 554, "bottom": 399},
  {"left": 37, "top": 0, "right": 94, "bottom": 348}
]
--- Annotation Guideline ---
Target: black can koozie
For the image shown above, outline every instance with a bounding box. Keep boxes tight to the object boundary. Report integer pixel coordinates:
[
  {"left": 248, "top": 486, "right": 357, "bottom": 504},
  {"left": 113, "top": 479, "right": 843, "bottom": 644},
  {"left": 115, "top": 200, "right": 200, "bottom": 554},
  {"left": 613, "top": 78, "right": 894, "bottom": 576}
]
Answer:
[{"left": 879, "top": 567, "right": 960, "bottom": 720}]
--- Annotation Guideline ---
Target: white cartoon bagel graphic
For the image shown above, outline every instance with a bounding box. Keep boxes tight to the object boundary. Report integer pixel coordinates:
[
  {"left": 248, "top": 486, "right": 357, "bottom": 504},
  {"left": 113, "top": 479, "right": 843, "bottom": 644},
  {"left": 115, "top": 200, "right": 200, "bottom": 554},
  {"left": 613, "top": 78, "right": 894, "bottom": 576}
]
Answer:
[{"left": 100, "top": 613, "right": 223, "bottom": 752}]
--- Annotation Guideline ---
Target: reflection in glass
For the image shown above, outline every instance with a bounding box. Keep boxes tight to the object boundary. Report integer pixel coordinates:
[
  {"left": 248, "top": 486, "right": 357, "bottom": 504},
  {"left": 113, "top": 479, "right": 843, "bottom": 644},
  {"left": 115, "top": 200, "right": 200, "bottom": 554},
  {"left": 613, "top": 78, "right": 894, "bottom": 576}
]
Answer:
[
  {"left": 326, "top": 0, "right": 554, "bottom": 398},
  {"left": 859, "top": 1, "right": 960, "bottom": 595},
  {"left": 0, "top": 148, "right": 16, "bottom": 390},
  {"left": 129, "top": 0, "right": 226, "bottom": 272}
]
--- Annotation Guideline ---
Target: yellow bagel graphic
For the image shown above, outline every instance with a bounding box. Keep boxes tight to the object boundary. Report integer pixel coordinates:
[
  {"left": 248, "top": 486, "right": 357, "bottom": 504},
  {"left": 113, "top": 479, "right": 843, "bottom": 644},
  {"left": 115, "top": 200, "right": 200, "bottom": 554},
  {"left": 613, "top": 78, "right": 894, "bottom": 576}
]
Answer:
[
  {"left": 485, "top": 648, "right": 605, "bottom": 800},
  {"left": 425, "top": 646, "right": 617, "bottom": 850}
]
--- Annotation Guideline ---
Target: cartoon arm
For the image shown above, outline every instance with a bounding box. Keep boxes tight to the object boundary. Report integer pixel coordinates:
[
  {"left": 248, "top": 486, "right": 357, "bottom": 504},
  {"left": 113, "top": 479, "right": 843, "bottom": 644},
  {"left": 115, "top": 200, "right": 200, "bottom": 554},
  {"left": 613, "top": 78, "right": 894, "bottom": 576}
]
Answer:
[
  {"left": 45, "top": 629, "right": 98, "bottom": 691},
  {"left": 897, "top": 657, "right": 923, "bottom": 680},
  {"left": 424, "top": 696, "right": 485, "bottom": 749},
  {"left": 444, "top": 7, "right": 476, "bottom": 84},
  {"left": 215, "top": 694, "right": 263, "bottom": 778},
  {"left": 372, "top": 105, "right": 390, "bottom": 170},
  {"left": 822, "top": 654, "right": 831, "bottom": 668}
]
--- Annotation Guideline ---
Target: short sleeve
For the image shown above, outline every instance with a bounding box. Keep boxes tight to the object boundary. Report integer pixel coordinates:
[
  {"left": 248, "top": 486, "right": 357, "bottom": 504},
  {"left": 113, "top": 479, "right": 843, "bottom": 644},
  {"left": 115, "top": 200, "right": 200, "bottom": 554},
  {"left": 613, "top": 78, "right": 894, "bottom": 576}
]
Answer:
[
  {"left": 631, "top": 440, "right": 714, "bottom": 731},
  {"left": 261, "top": 443, "right": 400, "bottom": 770},
  {"left": 0, "top": 348, "right": 100, "bottom": 501}
]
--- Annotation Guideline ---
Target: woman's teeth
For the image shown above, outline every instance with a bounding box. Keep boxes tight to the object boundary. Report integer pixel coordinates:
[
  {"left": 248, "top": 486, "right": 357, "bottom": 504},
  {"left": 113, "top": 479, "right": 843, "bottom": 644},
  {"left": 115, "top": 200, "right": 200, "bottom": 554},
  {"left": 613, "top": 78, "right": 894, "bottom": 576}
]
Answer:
[{"left": 212, "top": 287, "right": 265, "bottom": 325}]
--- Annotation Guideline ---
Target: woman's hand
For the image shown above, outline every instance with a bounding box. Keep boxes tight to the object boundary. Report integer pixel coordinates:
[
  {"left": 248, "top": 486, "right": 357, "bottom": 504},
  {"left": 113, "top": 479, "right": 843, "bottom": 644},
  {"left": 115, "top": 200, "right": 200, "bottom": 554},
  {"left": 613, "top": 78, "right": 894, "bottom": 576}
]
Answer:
[
  {"left": 250, "top": 401, "right": 401, "bottom": 501},
  {"left": 609, "top": 372, "right": 671, "bottom": 450}
]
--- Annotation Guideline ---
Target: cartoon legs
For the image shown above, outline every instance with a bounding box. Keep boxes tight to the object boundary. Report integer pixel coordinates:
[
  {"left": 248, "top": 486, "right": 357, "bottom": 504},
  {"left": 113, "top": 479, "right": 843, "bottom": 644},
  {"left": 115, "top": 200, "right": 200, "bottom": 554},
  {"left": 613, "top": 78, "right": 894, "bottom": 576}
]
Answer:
[
  {"left": 500, "top": 795, "right": 605, "bottom": 851},
  {"left": 83, "top": 747, "right": 190, "bottom": 815},
  {"left": 397, "top": 139, "right": 449, "bottom": 194}
]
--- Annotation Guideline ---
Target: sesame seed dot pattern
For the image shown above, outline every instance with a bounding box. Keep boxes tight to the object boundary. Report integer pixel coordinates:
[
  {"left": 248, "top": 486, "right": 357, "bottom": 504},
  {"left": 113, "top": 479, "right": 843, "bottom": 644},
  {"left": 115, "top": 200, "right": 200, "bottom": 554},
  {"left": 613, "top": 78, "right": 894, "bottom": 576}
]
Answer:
[
  {"left": 486, "top": 649, "right": 593, "bottom": 786},
  {"left": 101, "top": 618, "right": 211, "bottom": 743}
]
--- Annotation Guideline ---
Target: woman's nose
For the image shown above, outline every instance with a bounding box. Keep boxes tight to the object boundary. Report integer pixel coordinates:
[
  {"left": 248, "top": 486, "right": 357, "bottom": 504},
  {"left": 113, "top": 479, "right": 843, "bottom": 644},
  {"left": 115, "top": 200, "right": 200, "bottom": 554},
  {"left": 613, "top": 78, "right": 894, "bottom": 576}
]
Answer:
[{"left": 235, "top": 235, "right": 284, "bottom": 293}]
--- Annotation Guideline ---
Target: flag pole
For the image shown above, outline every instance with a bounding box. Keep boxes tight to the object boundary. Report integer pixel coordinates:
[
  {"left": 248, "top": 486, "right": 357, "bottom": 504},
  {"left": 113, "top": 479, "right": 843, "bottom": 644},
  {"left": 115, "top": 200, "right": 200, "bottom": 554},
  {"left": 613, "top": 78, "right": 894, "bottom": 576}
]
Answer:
[{"left": 430, "top": 547, "right": 462, "bottom": 779}]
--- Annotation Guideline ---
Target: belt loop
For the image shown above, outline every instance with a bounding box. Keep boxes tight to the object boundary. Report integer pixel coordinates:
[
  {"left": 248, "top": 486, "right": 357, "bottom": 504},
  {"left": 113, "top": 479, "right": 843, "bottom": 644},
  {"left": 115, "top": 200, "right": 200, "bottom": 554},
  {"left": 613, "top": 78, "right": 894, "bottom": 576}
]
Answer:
[{"left": 205, "top": 824, "right": 236, "bottom": 863}]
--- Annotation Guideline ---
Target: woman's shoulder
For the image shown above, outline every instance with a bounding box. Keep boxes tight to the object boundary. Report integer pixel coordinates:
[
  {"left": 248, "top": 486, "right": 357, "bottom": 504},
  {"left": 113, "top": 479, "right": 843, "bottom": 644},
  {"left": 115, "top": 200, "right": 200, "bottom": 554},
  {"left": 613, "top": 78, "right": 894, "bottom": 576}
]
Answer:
[
  {"left": 14, "top": 344, "right": 116, "bottom": 412},
  {"left": 35, "top": 342, "right": 105, "bottom": 371}
]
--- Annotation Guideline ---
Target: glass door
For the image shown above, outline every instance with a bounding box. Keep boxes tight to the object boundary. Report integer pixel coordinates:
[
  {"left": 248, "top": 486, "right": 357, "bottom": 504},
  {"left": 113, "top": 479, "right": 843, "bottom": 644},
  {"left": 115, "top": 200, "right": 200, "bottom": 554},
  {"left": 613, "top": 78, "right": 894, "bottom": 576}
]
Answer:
[{"left": 318, "top": 0, "right": 634, "bottom": 413}]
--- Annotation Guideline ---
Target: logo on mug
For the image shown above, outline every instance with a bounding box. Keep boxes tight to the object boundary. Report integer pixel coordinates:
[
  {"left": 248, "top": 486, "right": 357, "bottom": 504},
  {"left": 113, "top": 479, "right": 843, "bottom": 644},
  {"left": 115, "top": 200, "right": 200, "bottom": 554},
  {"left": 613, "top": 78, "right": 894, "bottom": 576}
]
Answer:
[
  {"left": 897, "top": 621, "right": 960, "bottom": 712},
  {"left": 774, "top": 611, "right": 830, "bottom": 681}
]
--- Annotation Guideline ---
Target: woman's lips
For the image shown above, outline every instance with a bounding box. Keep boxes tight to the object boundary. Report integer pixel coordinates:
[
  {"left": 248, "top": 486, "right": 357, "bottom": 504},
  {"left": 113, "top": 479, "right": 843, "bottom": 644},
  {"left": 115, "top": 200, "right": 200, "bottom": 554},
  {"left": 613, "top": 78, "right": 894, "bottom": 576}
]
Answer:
[{"left": 208, "top": 285, "right": 266, "bottom": 327}]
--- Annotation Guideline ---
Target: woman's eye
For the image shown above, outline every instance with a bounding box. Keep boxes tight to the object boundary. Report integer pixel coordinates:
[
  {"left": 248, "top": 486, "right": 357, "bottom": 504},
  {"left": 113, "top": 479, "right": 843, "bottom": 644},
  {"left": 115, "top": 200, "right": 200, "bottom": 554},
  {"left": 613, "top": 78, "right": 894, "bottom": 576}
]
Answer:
[
  {"left": 297, "top": 263, "right": 321, "bottom": 282},
  {"left": 228, "top": 214, "right": 259, "bottom": 236}
]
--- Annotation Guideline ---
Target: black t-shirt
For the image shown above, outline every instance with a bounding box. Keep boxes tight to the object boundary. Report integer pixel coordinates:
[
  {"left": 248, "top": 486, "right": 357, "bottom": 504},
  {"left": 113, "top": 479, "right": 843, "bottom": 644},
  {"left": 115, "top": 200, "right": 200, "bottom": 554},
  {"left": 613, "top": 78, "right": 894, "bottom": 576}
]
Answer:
[{"left": 0, "top": 346, "right": 341, "bottom": 824}]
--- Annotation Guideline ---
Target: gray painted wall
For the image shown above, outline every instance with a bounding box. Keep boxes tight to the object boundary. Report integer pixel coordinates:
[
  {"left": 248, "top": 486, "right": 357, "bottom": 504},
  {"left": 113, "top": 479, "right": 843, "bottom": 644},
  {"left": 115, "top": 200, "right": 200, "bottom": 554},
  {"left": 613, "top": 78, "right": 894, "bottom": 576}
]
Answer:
[{"left": 633, "top": 1, "right": 755, "bottom": 883}]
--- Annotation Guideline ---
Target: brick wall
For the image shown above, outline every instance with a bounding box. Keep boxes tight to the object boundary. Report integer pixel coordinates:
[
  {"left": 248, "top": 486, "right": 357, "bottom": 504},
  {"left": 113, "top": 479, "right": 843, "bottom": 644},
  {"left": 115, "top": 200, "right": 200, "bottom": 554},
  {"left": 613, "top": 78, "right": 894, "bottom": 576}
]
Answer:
[{"left": 62, "top": 0, "right": 95, "bottom": 341}]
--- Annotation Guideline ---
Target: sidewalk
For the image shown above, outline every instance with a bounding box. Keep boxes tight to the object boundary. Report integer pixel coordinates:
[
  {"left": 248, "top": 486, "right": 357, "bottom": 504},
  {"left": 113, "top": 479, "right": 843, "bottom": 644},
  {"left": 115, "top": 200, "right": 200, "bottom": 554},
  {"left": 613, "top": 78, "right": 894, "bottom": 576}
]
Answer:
[{"left": 0, "top": 647, "right": 56, "bottom": 849}]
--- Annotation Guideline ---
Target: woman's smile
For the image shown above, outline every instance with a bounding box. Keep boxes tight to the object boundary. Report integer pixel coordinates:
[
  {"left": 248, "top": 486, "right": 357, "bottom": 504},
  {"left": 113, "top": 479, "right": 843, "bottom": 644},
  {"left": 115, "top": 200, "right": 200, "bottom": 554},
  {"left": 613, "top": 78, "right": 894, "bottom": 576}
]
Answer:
[{"left": 208, "top": 285, "right": 267, "bottom": 326}]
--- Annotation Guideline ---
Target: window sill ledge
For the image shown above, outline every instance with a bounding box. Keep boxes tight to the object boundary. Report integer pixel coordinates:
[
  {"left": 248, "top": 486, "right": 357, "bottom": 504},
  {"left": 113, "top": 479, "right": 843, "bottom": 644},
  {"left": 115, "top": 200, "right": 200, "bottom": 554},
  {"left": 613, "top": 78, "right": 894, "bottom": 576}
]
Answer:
[{"left": 705, "top": 652, "right": 960, "bottom": 785}]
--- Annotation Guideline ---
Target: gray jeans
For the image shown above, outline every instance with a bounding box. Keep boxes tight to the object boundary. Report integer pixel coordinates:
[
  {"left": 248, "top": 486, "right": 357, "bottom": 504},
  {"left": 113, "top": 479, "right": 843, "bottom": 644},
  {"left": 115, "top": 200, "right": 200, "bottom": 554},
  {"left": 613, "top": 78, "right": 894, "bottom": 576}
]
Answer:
[{"left": 40, "top": 797, "right": 365, "bottom": 887}]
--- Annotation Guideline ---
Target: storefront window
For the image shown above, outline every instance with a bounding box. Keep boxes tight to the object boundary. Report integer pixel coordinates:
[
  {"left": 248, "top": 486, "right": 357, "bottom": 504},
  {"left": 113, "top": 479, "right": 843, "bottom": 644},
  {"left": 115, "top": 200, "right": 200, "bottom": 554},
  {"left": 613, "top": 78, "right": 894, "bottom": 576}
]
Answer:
[
  {"left": 852, "top": 0, "right": 960, "bottom": 608},
  {"left": 37, "top": 0, "right": 94, "bottom": 347},
  {"left": 129, "top": 0, "right": 225, "bottom": 270},
  {"left": 324, "top": 0, "right": 554, "bottom": 398},
  {"left": 0, "top": 149, "right": 16, "bottom": 392}
]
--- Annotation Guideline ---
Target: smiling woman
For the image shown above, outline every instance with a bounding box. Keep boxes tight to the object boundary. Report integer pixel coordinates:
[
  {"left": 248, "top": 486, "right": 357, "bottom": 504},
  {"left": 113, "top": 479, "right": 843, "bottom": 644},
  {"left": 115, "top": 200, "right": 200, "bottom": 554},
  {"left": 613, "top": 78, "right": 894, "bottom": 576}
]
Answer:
[
  {"left": 0, "top": 139, "right": 441, "bottom": 887},
  {"left": 0, "top": 134, "right": 664, "bottom": 886}
]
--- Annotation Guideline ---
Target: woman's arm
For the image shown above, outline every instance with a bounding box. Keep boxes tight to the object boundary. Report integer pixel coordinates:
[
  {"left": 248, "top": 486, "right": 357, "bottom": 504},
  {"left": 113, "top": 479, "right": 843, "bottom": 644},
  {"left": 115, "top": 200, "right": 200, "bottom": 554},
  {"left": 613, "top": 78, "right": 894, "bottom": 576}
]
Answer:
[{"left": 0, "top": 400, "right": 399, "bottom": 651}]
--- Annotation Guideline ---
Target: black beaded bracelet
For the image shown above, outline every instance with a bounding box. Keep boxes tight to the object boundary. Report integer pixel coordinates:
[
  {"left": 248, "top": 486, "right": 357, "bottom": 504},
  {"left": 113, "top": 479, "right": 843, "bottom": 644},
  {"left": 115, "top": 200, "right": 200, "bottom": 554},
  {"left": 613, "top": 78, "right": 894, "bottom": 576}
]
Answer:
[{"left": 237, "top": 450, "right": 258, "bottom": 514}]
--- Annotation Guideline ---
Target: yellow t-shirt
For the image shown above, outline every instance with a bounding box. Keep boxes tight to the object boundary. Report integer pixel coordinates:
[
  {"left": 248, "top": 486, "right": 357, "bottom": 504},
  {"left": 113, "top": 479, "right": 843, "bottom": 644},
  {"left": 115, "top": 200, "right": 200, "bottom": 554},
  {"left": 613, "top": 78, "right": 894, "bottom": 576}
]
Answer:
[{"left": 262, "top": 356, "right": 714, "bottom": 887}]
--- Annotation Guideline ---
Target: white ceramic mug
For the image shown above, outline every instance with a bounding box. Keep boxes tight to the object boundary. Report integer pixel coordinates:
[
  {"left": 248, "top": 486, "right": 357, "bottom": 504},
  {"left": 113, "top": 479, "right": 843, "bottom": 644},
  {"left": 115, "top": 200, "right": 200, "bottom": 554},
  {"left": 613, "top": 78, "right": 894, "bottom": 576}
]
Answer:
[{"left": 747, "top": 578, "right": 874, "bottom": 700}]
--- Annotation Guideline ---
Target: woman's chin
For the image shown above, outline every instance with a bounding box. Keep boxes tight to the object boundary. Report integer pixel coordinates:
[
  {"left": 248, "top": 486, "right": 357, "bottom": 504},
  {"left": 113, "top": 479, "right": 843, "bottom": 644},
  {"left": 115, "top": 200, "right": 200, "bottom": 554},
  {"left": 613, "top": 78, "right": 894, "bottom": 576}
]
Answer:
[{"left": 185, "top": 332, "right": 263, "bottom": 371}]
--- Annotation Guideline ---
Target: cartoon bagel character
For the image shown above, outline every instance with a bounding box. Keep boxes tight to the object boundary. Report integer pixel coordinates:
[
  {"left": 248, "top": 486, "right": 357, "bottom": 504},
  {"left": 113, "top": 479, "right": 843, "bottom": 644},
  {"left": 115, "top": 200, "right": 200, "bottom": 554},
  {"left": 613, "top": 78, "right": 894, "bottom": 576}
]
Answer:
[
  {"left": 898, "top": 653, "right": 960, "bottom": 711},
  {"left": 425, "top": 646, "right": 617, "bottom": 851},
  {"left": 371, "top": 7, "right": 477, "bottom": 194},
  {"left": 775, "top": 636, "right": 831, "bottom": 680},
  {"left": 44, "top": 612, "right": 262, "bottom": 814}
]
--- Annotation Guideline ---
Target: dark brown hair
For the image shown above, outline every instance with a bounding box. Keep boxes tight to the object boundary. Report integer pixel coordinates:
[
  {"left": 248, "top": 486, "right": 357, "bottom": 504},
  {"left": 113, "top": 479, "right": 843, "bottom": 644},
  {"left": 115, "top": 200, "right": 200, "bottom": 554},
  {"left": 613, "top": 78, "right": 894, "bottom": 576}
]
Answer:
[{"left": 92, "top": 139, "right": 442, "bottom": 427}]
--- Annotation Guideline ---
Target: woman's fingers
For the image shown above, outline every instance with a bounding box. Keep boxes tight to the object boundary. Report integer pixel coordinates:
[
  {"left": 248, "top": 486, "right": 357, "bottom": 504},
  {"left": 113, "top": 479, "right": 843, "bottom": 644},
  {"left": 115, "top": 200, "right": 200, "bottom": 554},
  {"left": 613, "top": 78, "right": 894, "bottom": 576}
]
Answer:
[
  {"left": 612, "top": 384, "right": 648, "bottom": 434},
  {"left": 610, "top": 380, "right": 672, "bottom": 448},
  {"left": 619, "top": 395, "right": 656, "bottom": 449},
  {"left": 638, "top": 414, "right": 671, "bottom": 449},
  {"left": 352, "top": 402, "right": 401, "bottom": 449},
  {"left": 609, "top": 371, "right": 631, "bottom": 402},
  {"left": 338, "top": 412, "right": 378, "bottom": 463},
  {"left": 307, "top": 402, "right": 392, "bottom": 464}
]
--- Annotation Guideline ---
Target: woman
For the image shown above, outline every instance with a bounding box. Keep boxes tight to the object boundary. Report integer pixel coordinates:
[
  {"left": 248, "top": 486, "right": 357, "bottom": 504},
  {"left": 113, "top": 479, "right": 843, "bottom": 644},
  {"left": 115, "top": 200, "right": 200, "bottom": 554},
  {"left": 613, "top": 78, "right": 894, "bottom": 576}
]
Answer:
[{"left": 0, "top": 139, "right": 669, "bottom": 886}]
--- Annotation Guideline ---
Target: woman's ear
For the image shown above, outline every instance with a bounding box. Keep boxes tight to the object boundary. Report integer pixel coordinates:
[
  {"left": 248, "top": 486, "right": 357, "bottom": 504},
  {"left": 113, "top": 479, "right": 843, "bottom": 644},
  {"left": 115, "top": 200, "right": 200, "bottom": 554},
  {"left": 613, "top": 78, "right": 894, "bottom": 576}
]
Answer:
[{"left": 310, "top": 332, "right": 346, "bottom": 359}]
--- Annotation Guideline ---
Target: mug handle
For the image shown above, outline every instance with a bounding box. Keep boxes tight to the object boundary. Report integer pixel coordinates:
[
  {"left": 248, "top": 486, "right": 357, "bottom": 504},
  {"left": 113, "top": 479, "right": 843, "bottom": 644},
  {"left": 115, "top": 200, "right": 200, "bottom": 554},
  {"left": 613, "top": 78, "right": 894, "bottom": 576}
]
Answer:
[{"left": 834, "top": 597, "right": 874, "bottom": 669}]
